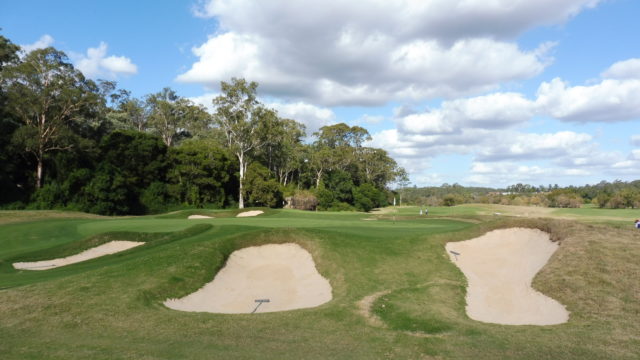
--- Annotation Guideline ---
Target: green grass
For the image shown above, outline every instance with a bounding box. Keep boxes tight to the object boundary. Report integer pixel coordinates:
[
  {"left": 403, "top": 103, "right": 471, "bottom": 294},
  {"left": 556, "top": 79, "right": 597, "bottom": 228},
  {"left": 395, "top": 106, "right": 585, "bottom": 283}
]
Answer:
[{"left": 0, "top": 207, "right": 638, "bottom": 359}]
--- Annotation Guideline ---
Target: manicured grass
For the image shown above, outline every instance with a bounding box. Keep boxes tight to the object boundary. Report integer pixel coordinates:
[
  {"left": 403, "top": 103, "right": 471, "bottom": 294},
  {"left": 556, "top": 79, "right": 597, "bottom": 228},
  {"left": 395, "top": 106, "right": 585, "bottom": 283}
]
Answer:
[{"left": 0, "top": 207, "right": 638, "bottom": 359}]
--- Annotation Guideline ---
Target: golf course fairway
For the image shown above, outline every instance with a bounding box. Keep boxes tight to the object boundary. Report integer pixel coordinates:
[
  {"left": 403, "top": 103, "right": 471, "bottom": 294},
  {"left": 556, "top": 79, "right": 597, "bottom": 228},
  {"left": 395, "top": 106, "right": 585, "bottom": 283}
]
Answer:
[{"left": 1, "top": 206, "right": 638, "bottom": 359}]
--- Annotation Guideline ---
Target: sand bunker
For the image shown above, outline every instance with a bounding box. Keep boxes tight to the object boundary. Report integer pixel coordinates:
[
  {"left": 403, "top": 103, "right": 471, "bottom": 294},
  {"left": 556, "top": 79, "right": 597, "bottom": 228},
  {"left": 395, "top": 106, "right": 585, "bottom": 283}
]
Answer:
[
  {"left": 164, "top": 243, "right": 332, "bottom": 314},
  {"left": 446, "top": 228, "right": 568, "bottom": 325},
  {"left": 236, "top": 210, "right": 264, "bottom": 217},
  {"left": 188, "top": 215, "right": 213, "bottom": 219},
  {"left": 13, "top": 241, "right": 144, "bottom": 270}
]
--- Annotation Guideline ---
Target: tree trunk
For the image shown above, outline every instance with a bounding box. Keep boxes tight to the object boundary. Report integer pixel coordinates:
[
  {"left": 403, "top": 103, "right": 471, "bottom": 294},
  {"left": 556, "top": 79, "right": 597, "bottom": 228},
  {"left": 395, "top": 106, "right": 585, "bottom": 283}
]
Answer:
[
  {"left": 36, "top": 157, "right": 43, "bottom": 189},
  {"left": 238, "top": 152, "right": 245, "bottom": 209}
]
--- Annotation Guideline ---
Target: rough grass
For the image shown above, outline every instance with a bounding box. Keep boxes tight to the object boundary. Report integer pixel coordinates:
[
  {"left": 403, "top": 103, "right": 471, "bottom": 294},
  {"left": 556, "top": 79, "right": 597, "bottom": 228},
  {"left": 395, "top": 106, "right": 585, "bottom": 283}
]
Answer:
[
  {"left": 0, "top": 210, "right": 114, "bottom": 225},
  {"left": 0, "top": 207, "right": 638, "bottom": 359}
]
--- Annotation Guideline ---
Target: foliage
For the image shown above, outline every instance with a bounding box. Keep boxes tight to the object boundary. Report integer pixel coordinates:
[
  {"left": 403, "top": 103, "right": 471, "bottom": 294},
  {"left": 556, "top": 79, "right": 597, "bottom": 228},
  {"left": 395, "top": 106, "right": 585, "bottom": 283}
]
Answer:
[
  {"left": 167, "top": 139, "right": 235, "bottom": 208},
  {"left": 0, "top": 35, "right": 409, "bottom": 214},
  {"left": 1, "top": 47, "right": 102, "bottom": 189},
  {"left": 243, "top": 162, "right": 284, "bottom": 208}
]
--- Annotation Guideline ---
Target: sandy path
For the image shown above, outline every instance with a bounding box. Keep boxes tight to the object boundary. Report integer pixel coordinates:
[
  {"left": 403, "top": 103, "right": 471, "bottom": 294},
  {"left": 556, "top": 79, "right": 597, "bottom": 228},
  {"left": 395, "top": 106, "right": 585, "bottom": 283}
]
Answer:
[
  {"left": 236, "top": 210, "right": 264, "bottom": 217},
  {"left": 188, "top": 215, "right": 213, "bottom": 219},
  {"left": 13, "top": 241, "right": 144, "bottom": 270},
  {"left": 164, "top": 243, "right": 332, "bottom": 314},
  {"left": 446, "top": 228, "right": 569, "bottom": 325}
]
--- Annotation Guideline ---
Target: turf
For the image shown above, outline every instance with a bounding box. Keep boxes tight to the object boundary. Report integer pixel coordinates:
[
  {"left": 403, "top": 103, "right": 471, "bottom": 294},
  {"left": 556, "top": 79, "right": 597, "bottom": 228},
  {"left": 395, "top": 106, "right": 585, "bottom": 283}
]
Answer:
[{"left": 0, "top": 206, "right": 638, "bottom": 359}]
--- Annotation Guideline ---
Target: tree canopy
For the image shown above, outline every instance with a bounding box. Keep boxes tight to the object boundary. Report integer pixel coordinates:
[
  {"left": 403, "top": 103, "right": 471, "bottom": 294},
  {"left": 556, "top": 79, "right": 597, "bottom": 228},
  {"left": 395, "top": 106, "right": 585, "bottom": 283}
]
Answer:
[{"left": 0, "top": 35, "right": 405, "bottom": 214}]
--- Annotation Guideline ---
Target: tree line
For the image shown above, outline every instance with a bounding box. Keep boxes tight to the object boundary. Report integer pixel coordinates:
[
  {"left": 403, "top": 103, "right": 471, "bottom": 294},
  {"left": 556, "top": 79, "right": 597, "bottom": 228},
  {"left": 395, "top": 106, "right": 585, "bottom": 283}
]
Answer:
[
  {"left": 0, "top": 34, "right": 404, "bottom": 215},
  {"left": 399, "top": 180, "right": 640, "bottom": 209}
]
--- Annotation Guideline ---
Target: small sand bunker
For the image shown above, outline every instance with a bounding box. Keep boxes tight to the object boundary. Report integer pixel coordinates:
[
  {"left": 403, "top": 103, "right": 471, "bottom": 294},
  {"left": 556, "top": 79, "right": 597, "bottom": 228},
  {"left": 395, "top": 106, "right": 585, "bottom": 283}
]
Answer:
[
  {"left": 236, "top": 210, "right": 264, "bottom": 217},
  {"left": 446, "top": 228, "right": 568, "bottom": 325},
  {"left": 188, "top": 215, "right": 213, "bottom": 219},
  {"left": 164, "top": 243, "right": 332, "bottom": 314},
  {"left": 13, "top": 241, "right": 144, "bottom": 270}
]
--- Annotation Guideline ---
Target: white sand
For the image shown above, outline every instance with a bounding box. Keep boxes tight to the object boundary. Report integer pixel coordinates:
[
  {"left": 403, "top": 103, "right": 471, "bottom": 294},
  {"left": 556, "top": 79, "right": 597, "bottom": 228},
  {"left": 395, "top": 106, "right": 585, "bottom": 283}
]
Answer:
[
  {"left": 188, "top": 215, "right": 213, "bottom": 219},
  {"left": 164, "top": 243, "right": 332, "bottom": 314},
  {"left": 13, "top": 241, "right": 144, "bottom": 270},
  {"left": 236, "top": 210, "right": 264, "bottom": 217},
  {"left": 446, "top": 228, "right": 569, "bottom": 325}
]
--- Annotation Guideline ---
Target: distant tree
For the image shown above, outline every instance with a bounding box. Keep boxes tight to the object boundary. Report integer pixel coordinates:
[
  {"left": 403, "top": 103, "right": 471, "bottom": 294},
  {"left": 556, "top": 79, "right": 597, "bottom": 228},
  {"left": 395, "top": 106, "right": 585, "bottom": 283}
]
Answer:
[{"left": 395, "top": 168, "right": 410, "bottom": 205}]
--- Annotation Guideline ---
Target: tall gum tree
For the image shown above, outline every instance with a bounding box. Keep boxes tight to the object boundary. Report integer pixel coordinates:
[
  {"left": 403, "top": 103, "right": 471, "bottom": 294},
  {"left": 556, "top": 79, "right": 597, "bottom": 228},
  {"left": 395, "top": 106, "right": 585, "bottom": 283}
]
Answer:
[
  {"left": 213, "top": 78, "right": 270, "bottom": 209},
  {"left": 1, "top": 47, "right": 100, "bottom": 189},
  {"left": 146, "top": 87, "right": 209, "bottom": 147}
]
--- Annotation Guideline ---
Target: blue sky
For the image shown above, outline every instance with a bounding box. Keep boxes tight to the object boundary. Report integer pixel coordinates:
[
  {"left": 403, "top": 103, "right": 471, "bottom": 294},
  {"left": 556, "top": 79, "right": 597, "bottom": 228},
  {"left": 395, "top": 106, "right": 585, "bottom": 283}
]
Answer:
[{"left": 3, "top": 0, "right": 640, "bottom": 188}]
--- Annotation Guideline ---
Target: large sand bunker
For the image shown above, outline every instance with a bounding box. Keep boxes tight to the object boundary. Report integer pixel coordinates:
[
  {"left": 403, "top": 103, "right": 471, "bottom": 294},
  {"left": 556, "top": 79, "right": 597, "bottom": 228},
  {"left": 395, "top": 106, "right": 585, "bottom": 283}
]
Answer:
[
  {"left": 164, "top": 243, "right": 332, "bottom": 314},
  {"left": 13, "top": 241, "right": 144, "bottom": 270},
  {"left": 446, "top": 228, "right": 569, "bottom": 325},
  {"left": 236, "top": 210, "right": 264, "bottom": 217}
]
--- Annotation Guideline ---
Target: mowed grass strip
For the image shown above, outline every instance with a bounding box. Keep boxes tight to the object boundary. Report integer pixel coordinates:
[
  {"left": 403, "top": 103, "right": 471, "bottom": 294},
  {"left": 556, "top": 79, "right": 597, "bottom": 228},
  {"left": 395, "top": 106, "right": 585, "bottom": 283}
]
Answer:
[{"left": 0, "top": 208, "right": 638, "bottom": 359}]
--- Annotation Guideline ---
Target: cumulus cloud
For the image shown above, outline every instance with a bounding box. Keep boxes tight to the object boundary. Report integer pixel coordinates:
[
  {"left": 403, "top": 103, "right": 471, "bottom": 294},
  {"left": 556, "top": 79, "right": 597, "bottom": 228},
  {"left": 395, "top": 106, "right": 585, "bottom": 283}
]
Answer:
[
  {"left": 475, "top": 131, "right": 594, "bottom": 161},
  {"left": 20, "top": 34, "right": 54, "bottom": 53},
  {"left": 536, "top": 77, "right": 640, "bottom": 122},
  {"left": 601, "top": 58, "right": 640, "bottom": 79},
  {"left": 269, "top": 101, "right": 335, "bottom": 135},
  {"left": 74, "top": 42, "right": 138, "bottom": 79},
  {"left": 398, "top": 92, "right": 537, "bottom": 135},
  {"left": 176, "top": 0, "right": 593, "bottom": 105},
  {"left": 193, "top": 0, "right": 599, "bottom": 41}
]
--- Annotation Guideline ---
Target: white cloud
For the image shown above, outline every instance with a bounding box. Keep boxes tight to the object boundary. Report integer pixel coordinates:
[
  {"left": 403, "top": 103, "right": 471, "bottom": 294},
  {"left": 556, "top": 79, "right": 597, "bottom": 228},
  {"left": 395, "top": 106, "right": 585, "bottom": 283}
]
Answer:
[
  {"left": 631, "top": 135, "right": 640, "bottom": 147},
  {"left": 536, "top": 77, "right": 640, "bottom": 122},
  {"left": 74, "top": 42, "right": 138, "bottom": 79},
  {"left": 398, "top": 92, "right": 537, "bottom": 135},
  {"left": 177, "top": 0, "right": 588, "bottom": 105},
  {"left": 193, "top": 0, "right": 600, "bottom": 41},
  {"left": 601, "top": 58, "right": 640, "bottom": 79},
  {"left": 269, "top": 102, "right": 335, "bottom": 135},
  {"left": 20, "top": 34, "right": 54, "bottom": 53},
  {"left": 465, "top": 162, "right": 554, "bottom": 186},
  {"left": 476, "top": 131, "right": 593, "bottom": 161}
]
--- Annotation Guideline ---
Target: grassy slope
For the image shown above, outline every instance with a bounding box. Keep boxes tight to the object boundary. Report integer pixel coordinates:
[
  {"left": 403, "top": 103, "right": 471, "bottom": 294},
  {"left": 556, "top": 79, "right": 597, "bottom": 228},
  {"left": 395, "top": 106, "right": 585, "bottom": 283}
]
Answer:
[{"left": 0, "top": 207, "right": 638, "bottom": 359}]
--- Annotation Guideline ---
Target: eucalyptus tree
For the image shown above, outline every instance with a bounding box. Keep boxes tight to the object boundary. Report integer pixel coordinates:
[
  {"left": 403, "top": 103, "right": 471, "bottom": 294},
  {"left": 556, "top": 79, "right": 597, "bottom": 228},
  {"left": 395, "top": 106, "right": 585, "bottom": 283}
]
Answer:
[
  {"left": 0, "top": 34, "right": 23, "bottom": 202},
  {"left": 212, "top": 78, "right": 271, "bottom": 209},
  {"left": 257, "top": 117, "right": 306, "bottom": 185},
  {"left": 1, "top": 47, "right": 101, "bottom": 189},
  {"left": 146, "top": 87, "right": 209, "bottom": 147},
  {"left": 358, "top": 147, "right": 399, "bottom": 188}
]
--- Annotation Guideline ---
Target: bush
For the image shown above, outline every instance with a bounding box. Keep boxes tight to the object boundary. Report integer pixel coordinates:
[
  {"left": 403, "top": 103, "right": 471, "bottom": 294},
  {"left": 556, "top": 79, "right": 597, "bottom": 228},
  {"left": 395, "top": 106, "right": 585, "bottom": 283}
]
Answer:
[
  {"left": 315, "top": 187, "right": 335, "bottom": 211},
  {"left": 442, "top": 193, "right": 463, "bottom": 206},
  {"left": 323, "top": 170, "right": 353, "bottom": 204},
  {"left": 243, "top": 163, "right": 284, "bottom": 208},
  {"left": 353, "top": 183, "right": 381, "bottom": 212},
  {"left": 30, "top": 182, "right": 64, "bottom": 209},
  {"left": 329, "top": 202, "right": 355, "bottom": 211},
  {"left": 141, "top": 182, "right": 170, "bottom": 214},
  {"left": 285, "top": 190, "right": 318, "bottom": 210}
]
